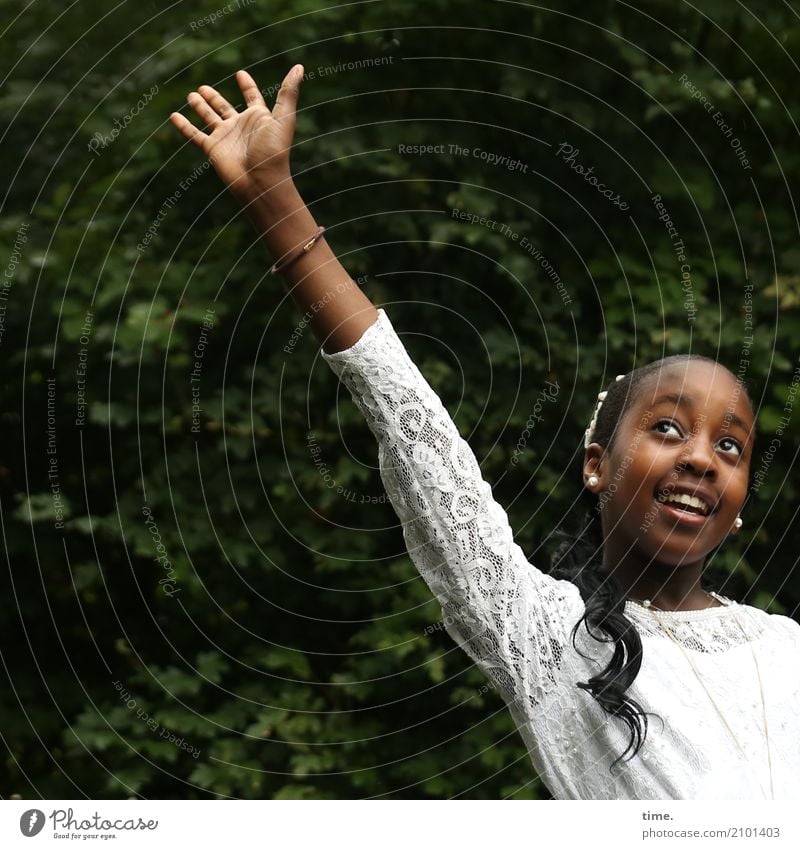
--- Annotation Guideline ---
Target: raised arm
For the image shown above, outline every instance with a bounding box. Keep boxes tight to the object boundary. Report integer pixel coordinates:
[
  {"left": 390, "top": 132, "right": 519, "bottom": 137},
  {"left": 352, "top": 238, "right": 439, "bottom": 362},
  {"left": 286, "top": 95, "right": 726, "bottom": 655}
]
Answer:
[
  {"left": 169, "top": 64, "right": 376, "bottom": 352},
  {"left": 170, "top": 65, "right": 585, "bottom": 710},
  {"left": 319, "top": 308, "right": 586, "bottom": 707}
]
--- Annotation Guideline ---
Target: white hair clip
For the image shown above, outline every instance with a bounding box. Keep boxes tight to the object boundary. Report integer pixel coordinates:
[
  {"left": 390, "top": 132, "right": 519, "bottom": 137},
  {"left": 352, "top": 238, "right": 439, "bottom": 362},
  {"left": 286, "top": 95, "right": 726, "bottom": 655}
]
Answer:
[{"left": 584, "top": 374, "right": 626, "bottom": 449}]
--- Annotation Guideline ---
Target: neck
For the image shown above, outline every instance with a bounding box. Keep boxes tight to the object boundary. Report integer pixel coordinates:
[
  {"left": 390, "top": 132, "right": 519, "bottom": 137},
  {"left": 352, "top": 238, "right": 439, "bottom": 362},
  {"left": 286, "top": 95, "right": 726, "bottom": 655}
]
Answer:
[{"left": 601, "top": 547, "right": 713, "bottom": 612}]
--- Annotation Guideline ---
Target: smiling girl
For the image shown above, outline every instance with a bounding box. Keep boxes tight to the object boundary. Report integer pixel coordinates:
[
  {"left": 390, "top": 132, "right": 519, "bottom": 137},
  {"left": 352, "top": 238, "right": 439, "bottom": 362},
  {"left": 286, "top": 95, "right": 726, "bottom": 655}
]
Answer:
[{"left": 170, "top": 65, "right": 800, "bottom": 800}]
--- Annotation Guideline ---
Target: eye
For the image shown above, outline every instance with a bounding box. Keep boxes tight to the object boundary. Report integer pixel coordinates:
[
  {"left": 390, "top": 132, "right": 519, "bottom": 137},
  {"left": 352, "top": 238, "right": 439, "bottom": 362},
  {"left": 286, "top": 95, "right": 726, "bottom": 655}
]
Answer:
[
  {"left": 653, "top": 418, "right": 682, "bottom": 437},
  {"left": 654, "top": 419, "right": 744, "bottom": 457},
  {"left": 717, "top": 436, "right": 743, "bottom": 457}
]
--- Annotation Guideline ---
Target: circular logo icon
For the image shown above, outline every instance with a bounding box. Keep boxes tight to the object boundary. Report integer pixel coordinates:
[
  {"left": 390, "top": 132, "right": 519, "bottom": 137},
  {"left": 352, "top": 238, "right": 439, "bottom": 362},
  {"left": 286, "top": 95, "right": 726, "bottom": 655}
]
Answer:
[{"left": 19, "top": 809, "right": 46, "bottom": 837}]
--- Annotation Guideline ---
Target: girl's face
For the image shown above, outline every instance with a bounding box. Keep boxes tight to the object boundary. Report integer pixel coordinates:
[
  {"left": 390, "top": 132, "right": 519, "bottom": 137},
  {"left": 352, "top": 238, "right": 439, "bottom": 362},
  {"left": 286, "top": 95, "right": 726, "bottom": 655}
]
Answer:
[{"left": 587, "top": 361, "right": 755, "bottom": 568}]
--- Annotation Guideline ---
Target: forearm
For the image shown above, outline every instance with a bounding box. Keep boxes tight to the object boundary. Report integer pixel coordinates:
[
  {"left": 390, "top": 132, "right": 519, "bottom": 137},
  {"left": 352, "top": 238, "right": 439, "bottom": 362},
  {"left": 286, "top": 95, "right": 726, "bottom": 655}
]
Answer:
[{"left": 238, "top": 179, "right": 378, "bottom": 354}]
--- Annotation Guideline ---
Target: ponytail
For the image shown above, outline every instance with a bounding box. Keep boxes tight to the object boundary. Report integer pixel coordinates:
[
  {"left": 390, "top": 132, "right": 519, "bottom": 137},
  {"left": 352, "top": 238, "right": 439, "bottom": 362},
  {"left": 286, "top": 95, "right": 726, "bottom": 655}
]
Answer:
[{"left": 548, "top": 506, "right": 661, "bottom": 772}]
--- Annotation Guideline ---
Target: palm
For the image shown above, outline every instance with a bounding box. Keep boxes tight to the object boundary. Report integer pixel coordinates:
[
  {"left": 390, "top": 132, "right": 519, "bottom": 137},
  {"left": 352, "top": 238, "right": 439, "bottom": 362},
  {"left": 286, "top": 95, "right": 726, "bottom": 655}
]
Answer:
[
  {"left": 205, "top": 105, "right": 290, "bottom": 188},
  {"left": 169, "top": 66, "right": 302, "bottom": 196}
]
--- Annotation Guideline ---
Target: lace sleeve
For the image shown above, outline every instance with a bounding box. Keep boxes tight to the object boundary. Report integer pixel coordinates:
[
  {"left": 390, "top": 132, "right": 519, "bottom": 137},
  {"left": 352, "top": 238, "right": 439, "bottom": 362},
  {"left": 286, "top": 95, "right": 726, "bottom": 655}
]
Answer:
[{"left": 320, "top": 308, "right": 584, "bottom": 706}]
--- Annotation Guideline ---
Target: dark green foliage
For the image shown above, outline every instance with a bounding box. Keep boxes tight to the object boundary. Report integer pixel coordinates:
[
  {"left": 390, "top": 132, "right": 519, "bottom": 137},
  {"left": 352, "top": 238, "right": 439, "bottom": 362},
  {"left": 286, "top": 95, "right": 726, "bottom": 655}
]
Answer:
[{"left": 1, "top": 0, "right": 798, "bottom": 799}]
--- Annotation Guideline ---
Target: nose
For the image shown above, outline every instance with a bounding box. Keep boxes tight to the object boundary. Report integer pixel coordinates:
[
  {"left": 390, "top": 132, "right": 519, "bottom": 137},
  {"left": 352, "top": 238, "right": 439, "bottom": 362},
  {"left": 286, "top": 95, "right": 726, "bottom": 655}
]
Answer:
[{"left": 677, "top": 434, "right": 717, "bottom": 476}]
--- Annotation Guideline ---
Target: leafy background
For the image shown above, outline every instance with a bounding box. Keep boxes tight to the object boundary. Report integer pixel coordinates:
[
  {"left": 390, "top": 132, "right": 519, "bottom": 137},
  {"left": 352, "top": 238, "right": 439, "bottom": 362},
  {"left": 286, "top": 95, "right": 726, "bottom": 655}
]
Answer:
[{"left": 1, "top": 0, "right": 799, "bottom": 799}]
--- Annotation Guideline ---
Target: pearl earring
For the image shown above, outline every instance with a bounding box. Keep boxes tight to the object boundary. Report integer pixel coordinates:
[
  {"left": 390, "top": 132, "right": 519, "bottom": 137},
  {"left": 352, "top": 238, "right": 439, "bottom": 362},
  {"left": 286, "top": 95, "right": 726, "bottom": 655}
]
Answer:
[
  {"left": 734, "top": 516, "right": 743, "bottom": 529},
  {"left": 587, "top": 475, "right": 599, "bottom": 487}
]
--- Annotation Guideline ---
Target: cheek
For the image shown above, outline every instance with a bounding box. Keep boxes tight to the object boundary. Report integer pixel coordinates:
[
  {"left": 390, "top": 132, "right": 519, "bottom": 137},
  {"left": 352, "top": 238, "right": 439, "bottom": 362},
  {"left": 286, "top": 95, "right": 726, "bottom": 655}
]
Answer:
[
  {"left": 622, "top": 447, "right": 666, "bottom": 493},
  {"left": 721, "top": 469, "right": 749, "bottom": 505}
]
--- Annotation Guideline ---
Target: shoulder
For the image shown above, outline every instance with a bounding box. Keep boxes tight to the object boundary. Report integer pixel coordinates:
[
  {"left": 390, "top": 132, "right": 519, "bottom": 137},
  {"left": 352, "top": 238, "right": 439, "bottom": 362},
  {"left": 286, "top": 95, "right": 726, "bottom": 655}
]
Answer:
[
  {"left": 736, "top": 601, "right": 800, "bottom": 642},
  {"left": 767, "top": 611, "right": 800, "bottom": 640}
]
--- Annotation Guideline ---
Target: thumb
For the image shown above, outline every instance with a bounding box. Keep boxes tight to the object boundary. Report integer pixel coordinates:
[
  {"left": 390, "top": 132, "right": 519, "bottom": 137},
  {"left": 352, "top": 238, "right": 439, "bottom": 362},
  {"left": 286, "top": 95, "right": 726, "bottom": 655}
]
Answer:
[{"left": 272, "top": 64, "right": 303, "bottom": 121}]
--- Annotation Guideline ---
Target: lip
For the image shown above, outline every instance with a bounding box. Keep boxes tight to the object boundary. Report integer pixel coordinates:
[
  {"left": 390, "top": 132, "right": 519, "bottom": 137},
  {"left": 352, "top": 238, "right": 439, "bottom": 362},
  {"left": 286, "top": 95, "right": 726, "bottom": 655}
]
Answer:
[
  {"left": 653, "top": 496, "right": 713, "bottom": 527},
  {"left": 655, "top": 484, "right": 719, "bottom": 515}
]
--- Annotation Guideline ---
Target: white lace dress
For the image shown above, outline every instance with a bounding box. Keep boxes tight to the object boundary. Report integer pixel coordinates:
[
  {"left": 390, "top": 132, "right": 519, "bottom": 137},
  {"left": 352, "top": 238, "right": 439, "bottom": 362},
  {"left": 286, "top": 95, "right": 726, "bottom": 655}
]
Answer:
[{"left": 320, "top": 307, "right": 800, "bottom": 800}]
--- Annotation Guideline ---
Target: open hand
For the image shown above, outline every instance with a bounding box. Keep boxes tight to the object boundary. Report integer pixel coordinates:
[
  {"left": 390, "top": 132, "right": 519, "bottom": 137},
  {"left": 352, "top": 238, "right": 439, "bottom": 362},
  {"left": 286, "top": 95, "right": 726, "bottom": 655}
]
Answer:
[{"left": 169, "top": 65, "right": 304, "bottom": 200}]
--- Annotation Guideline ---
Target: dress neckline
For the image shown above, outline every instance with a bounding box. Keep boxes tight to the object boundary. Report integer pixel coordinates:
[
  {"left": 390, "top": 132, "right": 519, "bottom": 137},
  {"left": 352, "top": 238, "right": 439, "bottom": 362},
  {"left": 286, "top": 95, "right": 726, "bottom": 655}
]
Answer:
[{"left": 625, "top": 591, "right": 738, "bottom": 620}]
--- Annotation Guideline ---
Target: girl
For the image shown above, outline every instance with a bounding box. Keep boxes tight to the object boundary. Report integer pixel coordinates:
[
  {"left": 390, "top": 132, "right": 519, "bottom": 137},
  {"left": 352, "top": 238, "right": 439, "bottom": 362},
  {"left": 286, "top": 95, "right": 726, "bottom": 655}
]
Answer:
[{"left": 170, "top": 65, "right": 800, "bottom": 800}]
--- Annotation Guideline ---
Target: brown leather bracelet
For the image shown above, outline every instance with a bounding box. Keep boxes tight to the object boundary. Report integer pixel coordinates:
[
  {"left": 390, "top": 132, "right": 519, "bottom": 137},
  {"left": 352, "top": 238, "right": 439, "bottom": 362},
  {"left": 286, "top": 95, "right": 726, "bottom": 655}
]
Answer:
[{"left": 269, "top": 226, "right": 326, "bottom": 276}]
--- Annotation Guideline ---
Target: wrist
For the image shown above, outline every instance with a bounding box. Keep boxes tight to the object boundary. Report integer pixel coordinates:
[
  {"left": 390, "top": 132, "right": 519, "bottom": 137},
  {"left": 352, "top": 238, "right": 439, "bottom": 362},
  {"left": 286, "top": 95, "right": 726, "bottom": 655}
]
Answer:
[
  {"left": 233, "top": 173, "right": 297, "bottom": 209},
  {"left": 233, "top": 177, "right": 319, "bottom": 262},
  {"left": 238, "top": 182, "right": 307, "bottom": 237}
]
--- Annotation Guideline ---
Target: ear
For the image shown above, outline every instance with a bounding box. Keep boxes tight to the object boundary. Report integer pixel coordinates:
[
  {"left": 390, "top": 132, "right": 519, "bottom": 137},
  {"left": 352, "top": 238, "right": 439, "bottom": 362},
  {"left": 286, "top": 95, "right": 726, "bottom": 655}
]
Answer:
[{"left": 582, "top": 443, "right": 607, "bottom": 491}]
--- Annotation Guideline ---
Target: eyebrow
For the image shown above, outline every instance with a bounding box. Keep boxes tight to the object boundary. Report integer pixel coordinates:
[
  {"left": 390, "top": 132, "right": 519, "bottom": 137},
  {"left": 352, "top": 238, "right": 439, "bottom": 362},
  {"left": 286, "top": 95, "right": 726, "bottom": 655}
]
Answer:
[{"left": 650, "top": 393, "right": 752, "bottom": 434}]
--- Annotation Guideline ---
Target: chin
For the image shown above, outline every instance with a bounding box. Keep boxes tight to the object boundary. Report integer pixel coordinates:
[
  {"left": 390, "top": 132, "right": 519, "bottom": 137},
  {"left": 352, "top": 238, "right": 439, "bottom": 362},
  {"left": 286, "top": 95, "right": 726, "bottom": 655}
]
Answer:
[
  {"left": 639, "top": 539, "right": 714, "bottom": 568},
  {"left": 636, "top": 499, "right": 726, "bottom": 564}
]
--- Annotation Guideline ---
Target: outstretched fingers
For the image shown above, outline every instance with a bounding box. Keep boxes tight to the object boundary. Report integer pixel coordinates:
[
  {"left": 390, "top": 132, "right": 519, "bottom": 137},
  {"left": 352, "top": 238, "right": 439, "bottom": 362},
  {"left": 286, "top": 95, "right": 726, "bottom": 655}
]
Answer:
[
  {"left": 169, "top": 111, "right": 208, "bottom": 151},
  {"left": 186, "top": 90, "right": 222, "bottom": 130},
  {"left": 236, "top": 69, "right": 267, "bottom": 109},
  {"left": 272, "top": 64, "right": 303, "bottom": 121},
  {"left": 197, "top": 84, "right": 237, "bottom": 119}
]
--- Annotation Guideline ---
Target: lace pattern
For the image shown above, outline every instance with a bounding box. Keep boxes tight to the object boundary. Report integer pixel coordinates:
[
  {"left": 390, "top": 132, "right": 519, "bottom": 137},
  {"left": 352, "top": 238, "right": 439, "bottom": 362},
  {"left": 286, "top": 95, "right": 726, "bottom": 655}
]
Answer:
[
  {"left": 322, "top": 309, "right": 586, "bottom": 710},
  {"left": 624, "top": 599, "right": 771, "bottom": 651}
]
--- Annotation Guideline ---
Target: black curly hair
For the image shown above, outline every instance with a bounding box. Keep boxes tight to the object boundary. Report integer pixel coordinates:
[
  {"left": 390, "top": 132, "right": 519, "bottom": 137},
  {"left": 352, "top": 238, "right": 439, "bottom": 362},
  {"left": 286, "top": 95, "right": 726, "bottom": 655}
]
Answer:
[{"left": 547, "top": 354, "right": 756, "bottom": 773}]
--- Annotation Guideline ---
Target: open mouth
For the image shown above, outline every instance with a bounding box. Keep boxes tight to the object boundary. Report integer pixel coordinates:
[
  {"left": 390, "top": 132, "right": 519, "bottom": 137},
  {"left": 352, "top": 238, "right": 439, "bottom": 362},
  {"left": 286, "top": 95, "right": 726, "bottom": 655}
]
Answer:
[{"left": 654, "top": 489, "right": 714, "bottom": 524}]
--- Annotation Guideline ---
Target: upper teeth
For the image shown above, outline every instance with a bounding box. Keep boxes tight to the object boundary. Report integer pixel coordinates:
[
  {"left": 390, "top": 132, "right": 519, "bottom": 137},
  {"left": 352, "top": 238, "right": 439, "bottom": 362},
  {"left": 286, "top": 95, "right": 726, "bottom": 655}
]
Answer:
[{"left": 659, "top": 492, "right": 710, "bottom": 514}]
